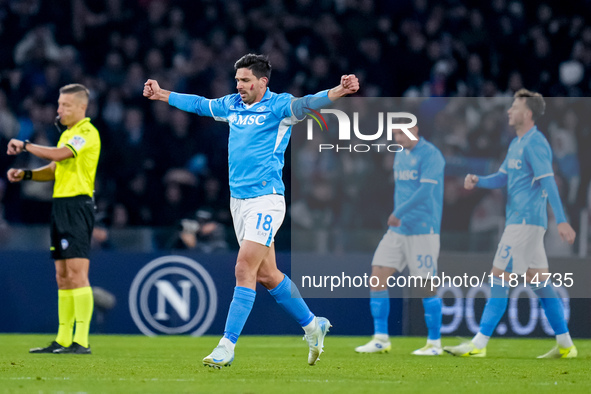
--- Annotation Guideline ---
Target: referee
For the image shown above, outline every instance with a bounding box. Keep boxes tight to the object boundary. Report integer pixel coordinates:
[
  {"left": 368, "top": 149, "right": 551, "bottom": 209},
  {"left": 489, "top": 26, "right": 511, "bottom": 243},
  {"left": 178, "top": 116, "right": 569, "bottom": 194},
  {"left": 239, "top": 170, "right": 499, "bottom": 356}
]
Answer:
[{"left": 6, "top": 84, "right": 101, "bottom": 354}]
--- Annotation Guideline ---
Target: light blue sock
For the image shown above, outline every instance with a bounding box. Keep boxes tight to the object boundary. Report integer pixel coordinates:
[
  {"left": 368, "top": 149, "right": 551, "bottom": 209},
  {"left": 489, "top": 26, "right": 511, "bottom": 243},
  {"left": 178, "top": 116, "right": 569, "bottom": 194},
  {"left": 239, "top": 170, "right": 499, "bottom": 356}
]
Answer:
[
  {"left": 223, "top": 286, "right": 256, "bottom": 344},
  {"left": 422, "top": 296, "right": 442, "bottom": 340},
  {"left": 370, "top": 290, "right": 389, "bottom": 335},
  {"left": 268, "top": 275, "right": 314, "bottom": 326},
  {"left": 530, "top": 283, "right": 568, "bottom": 335},
  {"left": 480, "top": 277, "right": 508, "bottom": 336}
]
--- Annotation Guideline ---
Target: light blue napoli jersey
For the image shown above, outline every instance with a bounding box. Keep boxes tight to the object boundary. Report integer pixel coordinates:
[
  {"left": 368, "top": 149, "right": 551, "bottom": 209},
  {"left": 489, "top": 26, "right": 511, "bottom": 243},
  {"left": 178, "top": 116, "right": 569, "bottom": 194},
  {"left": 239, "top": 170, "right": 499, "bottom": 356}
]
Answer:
[
  {"left": 169, "top": 88, "right": 330, "bottom": 198},
  {"left": 390, "top": 138, "right": 445, "bottom": 235},
  {"left": 499, "top": 126, "right": 554, "bottom": 228}
]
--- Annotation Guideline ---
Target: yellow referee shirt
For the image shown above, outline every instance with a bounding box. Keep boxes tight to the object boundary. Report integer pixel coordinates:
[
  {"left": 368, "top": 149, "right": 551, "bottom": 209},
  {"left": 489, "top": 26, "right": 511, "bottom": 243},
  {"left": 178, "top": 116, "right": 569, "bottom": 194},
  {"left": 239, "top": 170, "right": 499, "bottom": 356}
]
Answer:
[{"left": 53, "top": 118, "right": 101, "bottom": 198}]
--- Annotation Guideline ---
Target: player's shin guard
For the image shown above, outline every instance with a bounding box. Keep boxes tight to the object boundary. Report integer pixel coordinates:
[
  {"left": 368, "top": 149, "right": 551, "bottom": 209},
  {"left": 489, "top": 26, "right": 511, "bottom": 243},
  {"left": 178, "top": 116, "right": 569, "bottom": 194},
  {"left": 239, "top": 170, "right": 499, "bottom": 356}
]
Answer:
[
  {"left": 268, "top": 275, "right": 314, "bottom": 327},
  {"left": 370, "top": 290, "right": 390, "bottom": 335},
  {"left": 56, "top": 289, "right": 75, "bottom": 347},
  {"left": 223, "top": 286, "right": 256, "bottom": 344},
  {"left": 530, "top": 283, "right": 568, "bottom": 335},
  {"left": 479, "top": 277, "right": 508, "bottom": 337},
  {"left": 72, "top": 286, "right": 93, "bottom": 348},
  {"left": 422, "top": 296, "right": 442, "bottom": 340}
]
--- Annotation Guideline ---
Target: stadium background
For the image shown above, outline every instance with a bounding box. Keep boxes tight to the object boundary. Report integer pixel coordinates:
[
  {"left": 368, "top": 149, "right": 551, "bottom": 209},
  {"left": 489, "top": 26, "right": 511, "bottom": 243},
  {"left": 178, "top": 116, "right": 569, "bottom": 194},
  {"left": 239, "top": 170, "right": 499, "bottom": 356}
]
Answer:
[{"left": 0, "top": 0, "right": 590, "bottom": 338}]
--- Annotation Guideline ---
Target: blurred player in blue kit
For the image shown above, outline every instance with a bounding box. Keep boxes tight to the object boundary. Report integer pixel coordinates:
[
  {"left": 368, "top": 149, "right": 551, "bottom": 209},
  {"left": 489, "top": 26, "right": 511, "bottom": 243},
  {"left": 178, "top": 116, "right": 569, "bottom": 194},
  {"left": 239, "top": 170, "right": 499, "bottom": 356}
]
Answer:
[
  {"left": 355, "top": 122, "right": 446, "bottom": 356},
  {"left": 444, "top": 89, "right": 577, "bottom": 358},
  {"left": 144, "top": 54, "right": 359, "bottom": 368}
]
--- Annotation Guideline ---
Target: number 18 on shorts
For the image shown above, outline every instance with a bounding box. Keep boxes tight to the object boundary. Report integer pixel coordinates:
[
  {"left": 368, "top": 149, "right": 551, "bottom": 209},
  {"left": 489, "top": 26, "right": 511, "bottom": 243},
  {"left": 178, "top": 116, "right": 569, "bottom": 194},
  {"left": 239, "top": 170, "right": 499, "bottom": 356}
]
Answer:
[{"left": 230, "top": 194, "right": 286, "bottom": 246}]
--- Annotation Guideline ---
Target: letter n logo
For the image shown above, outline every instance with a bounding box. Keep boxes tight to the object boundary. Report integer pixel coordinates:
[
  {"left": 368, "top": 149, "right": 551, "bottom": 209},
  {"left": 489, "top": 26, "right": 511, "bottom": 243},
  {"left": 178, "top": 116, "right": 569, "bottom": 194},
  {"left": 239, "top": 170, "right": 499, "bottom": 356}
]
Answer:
[
  {"left": 153, "top": 280, "right": 192, "bottom": 321},
  {"left": 129, "top": 256, "right": 218, "bottom": 336}
]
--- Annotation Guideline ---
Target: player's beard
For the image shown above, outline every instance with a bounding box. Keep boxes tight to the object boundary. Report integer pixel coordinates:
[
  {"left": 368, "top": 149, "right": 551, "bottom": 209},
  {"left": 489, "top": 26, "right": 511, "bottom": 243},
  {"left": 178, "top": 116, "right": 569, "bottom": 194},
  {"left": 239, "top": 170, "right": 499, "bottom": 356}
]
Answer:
[{"left": 239, "top": 91, "right": 250, "bottom": 103}]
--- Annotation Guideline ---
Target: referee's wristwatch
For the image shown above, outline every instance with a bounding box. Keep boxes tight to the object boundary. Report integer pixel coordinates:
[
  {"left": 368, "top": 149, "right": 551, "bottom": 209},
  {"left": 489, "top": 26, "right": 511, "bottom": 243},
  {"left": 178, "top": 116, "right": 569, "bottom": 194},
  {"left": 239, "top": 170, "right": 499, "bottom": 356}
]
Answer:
[{"left": 23, "top": 140, "right": 30, "bottom": 152}]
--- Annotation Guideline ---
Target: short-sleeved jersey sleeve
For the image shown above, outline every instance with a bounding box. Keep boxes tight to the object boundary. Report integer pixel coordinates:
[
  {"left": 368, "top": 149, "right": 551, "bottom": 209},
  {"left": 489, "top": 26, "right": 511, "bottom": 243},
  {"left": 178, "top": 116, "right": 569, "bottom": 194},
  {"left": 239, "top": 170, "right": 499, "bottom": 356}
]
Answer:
[
  {"left": 59, "top": 121, "right": 99, "bottom": 159},
  {"left": 65, "top": 133, "right": 87, "bottom": 157}
]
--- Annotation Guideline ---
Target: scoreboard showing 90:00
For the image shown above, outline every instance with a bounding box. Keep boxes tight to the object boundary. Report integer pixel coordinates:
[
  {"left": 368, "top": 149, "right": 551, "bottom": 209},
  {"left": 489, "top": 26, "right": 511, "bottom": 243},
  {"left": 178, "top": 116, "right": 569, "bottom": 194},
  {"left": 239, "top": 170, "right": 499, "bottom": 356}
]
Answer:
[{"left": 437, "top": 285, "right": 570, "bottom": 337}]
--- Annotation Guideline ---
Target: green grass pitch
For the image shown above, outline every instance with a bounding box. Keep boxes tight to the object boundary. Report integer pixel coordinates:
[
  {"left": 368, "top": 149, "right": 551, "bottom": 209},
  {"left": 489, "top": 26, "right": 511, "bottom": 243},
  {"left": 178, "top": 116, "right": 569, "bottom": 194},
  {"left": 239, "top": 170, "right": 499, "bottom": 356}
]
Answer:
[{"left": 1, "top": 334, "right": 590, "bottom": 393}]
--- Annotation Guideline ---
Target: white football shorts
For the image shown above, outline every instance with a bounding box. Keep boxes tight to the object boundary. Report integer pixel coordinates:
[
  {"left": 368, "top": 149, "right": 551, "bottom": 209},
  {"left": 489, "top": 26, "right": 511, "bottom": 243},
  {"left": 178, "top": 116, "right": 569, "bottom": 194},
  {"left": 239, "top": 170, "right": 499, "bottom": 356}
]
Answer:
[
  {"left": 230, "top": 194, "right": 285, "bottom": 247},
  {"left": 492, "top": 224, "right": 548, "bottom": 274},
  {"left": 371, "top": 230, "right": 440, "bottom": 278}
]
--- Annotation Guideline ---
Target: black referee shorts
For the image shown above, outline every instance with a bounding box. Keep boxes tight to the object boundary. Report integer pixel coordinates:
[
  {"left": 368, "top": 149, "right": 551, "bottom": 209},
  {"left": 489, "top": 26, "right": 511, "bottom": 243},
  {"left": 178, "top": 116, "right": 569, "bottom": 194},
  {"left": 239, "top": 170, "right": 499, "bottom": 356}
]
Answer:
[{"left": 50, "top": 195, "right": 95, "bottom": 260}]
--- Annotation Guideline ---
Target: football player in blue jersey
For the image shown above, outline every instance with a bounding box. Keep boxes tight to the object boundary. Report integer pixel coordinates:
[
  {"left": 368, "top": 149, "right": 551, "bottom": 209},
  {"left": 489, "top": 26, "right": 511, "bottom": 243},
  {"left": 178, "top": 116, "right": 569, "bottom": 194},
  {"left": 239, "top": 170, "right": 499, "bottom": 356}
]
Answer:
[
  {"left": 444, "top": 89, "right": 577, "bottom": 358},
  {"left": 355, "top": 122, "right": 446, "bottom": 356},
  {"left": 143, "top": 54, "right": 359, "bottom": 368}
]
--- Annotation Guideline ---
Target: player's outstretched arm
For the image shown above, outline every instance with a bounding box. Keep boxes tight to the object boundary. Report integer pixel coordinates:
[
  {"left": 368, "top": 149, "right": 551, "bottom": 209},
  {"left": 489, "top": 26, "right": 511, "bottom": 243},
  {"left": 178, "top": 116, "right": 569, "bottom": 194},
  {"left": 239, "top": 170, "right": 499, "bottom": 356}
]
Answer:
[
  {"left": 465, "top": 171, "right": 507, "bottom": 190},
  {"left": 464, "top": 174, "right": 479, "bottom": 190},
  {"left": 147, "top": 80, "right": 211, "bottom": 116},
  {"left": 290, "top": 74, "right": 360, "bottom": 120},
  {"left": 143, "top": 79, "right": 172, "bottom": 103},
  {"left": 327, "top": 74, "right": 360, "bottom": 101}
]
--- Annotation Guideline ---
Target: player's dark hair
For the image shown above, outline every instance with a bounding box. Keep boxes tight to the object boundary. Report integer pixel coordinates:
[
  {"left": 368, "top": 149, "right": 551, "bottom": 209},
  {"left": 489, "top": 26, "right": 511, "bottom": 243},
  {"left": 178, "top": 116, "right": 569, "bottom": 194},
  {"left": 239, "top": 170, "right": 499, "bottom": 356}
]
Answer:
[
  {"left": 514, "top": 88, "right": 545, "bottom": 121},
  {"left": 234, "top": 54, "right": 272, "bottom": 81}
]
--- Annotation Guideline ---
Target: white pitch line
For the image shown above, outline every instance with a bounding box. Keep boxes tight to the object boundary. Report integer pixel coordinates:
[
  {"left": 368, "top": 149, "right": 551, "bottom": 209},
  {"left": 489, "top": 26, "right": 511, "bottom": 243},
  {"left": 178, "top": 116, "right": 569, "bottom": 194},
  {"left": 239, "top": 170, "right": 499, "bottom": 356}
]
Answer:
[{"left": 2, "top": 377, "right": 197, "bottom": 382}]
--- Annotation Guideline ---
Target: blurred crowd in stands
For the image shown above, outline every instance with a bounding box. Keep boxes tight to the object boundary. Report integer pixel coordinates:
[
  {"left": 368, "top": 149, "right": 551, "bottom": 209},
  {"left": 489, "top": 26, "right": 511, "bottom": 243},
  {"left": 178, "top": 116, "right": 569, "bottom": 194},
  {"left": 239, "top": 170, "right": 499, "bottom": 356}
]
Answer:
[{"left": 0, "top": 0, "right": 590, "bottom": 252}]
